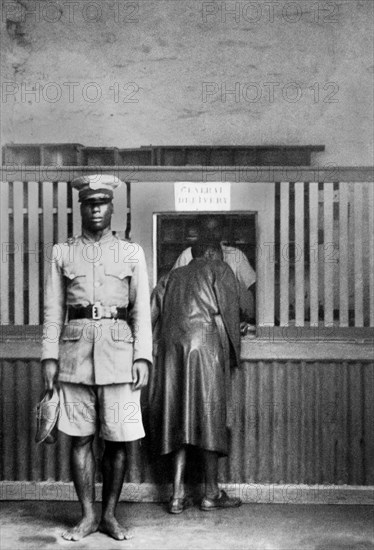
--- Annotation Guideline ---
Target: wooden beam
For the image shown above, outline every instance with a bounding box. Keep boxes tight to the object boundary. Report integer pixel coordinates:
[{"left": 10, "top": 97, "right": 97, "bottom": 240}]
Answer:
[{"left": 1, "top": 166, "right": 373, "bottom": 183}]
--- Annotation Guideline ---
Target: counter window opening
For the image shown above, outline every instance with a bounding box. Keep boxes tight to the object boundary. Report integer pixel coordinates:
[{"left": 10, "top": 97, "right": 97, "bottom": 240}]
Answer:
[{"left": 154, "top": 212, "right": 257, "bottom": 325}]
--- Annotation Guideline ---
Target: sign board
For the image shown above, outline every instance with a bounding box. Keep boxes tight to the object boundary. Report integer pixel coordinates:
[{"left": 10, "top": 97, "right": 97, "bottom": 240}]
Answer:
[{"left": 174, "top": 182, "right": 231, "bottom": 211}]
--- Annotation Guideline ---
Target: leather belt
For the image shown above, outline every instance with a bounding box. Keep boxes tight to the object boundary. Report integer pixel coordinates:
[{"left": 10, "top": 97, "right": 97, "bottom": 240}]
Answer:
[{"left": 68, "top": 303, "right": 128, "bottom": 321}]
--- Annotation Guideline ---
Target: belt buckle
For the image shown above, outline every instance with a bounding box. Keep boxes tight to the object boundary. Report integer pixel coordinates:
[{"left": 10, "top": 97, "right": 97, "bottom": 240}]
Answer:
[{"left": 92, "top": 302, "right": 102, "bottom": 320}]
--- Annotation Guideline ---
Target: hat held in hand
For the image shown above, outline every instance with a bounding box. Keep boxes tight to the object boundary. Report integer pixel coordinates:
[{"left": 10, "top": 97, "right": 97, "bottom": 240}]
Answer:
[{"left": 35, "top": 386, "right": 60, "bottom": 444}]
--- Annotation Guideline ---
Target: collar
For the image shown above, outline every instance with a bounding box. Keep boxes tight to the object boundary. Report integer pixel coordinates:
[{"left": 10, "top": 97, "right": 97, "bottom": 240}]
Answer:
[{"left": 81, "top": 228, "right": 115, "bottom": 244}]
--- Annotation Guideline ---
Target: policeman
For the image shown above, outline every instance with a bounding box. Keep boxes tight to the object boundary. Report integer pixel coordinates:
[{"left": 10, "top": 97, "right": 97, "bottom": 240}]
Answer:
[{"left": 41, "top": 174, "right": 152, "bottom": 541}]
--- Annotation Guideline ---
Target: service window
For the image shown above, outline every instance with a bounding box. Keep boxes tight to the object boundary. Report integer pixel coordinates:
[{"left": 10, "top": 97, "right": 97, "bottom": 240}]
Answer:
[{"left": 154, "top": 212, "right": 256, "bottom": 323}]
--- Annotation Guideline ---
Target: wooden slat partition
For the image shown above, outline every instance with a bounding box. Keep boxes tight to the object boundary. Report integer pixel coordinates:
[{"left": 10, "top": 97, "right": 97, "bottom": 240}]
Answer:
[
  {"left": 13, "top": 182, "right": 24, "bottom": 324},
  {"left": 0, "top": 182, "right": 9, "bottom": 324},
  {"left": 354, "top": 185, "right": 364, "bottom": 326},
  {"left": 280, "top": 182, "right": 289, "bottom": 326},
  {"left": 27, "top": 181, "right": 39, "bottom": 324},
  {"left": 294, "top": 182, "right": 304, "bottom": 326},
  {"left": 339, "top": 182, "right": 349, "bottom": 327},
  {"left": 309, "top": 182, "right": 319, "bottom": 326},
  {"left": 369, "top": 183, "right": 374, "bottom": 327},
  {"left": 1, "top": 167, "right": 373, "bottom": 330},
  {"left": 323, "top": 183, "right": 334, "bottom": 326},
  {"left": 2, "top": 356, "right": 374, "bottom": 487}
]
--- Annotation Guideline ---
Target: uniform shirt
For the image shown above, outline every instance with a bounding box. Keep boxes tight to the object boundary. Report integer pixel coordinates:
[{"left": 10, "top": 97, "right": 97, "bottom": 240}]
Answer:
[
  {"left": 41, "top": 230, "right": 152, "bottom": 385},
  {"left": 172, "top": 244, "right": 256, "bottom": 289}
]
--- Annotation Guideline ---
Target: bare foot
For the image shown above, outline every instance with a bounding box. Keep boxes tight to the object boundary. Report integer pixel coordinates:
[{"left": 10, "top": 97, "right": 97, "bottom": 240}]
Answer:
[
  {"left": 99, "top": 516, "right": 133, "bottom": 541},
  {"left": 62, "top": 515, "right": 99, "bottom": 541}
]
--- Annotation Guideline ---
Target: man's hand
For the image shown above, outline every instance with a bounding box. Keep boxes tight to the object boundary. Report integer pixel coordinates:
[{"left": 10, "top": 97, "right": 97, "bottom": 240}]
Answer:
[
  {"left": 132, "top": 359, "right": 149, "bottom": 390},
  {"left": 42, "top": 359, "right": 59, "bottom": 390}
]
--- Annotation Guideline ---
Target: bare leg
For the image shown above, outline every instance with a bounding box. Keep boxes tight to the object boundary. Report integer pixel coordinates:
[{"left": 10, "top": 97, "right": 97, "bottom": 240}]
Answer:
[
  {"left": 202, "top": 449, "right": 220, "bottom": 499},
  {"left": 172, "top": 446, "right": 187, "bottom": 499},
  {"left": 62, "top": 435, "right": 98, "bottom": 541},
  {"left": 126, "top": 439, "right": 142, "bottom": 482},
  {"left": 99, "top": 440, "right": 132, "bottom": 541}
]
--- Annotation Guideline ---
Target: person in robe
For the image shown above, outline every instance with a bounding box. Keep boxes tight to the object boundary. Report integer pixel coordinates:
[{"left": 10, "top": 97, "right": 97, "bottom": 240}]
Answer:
[{"left": 149, "top": 242, "right": 247, "bottom": 514}]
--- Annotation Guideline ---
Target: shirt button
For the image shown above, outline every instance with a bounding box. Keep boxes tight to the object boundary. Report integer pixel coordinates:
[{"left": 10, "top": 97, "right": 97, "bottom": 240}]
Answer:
[{"left": 94, "top": 282, "right": 101, "bottom": 288}]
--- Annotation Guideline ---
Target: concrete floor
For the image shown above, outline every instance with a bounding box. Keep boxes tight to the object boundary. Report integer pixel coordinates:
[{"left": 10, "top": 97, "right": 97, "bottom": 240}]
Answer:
[{"left": 0, "top": 502, "right": 373, "bottom": 550}]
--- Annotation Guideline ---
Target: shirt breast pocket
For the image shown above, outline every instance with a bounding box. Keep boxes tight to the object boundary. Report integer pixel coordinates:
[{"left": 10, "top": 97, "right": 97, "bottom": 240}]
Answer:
[
  {"left": 62, "top": 265, "right": 87, "bottom": 282},
  {"left": 105, "top": 265, "right": 133, "bottom": 281}
]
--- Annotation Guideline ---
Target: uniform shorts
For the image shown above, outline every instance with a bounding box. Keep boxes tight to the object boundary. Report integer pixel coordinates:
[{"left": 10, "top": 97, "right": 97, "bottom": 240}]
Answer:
[{"left": 57, "top": 382, "right": 145, "bottom": 442}]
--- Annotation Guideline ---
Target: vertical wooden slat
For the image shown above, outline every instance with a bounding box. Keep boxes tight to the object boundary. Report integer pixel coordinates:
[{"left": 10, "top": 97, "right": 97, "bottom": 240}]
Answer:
[
  {"left": 299, "top": 362, "right": 307, "bottom": 483},
  {"left": 57, "top": 181, "right": 68, "bottom": 242},
  {"left": 304, "top": 364, "right": 315, "bottom": 484},
  {"left": 2, "top": 361, "right": 17, "bottom": 479},
  {"left": 273, "top": 363, "right": 286, "bottom": 482},
  {"left": 257, "top": 183, "right": 275, "bottom": 326},
  {"left": 369, "top": 183, "right": 374, "bottom": 327},
  {"left": 72, "top": 188, "right": 81, "bottom": 236},
  {"left": 363, "top": 363, "right": 374, "bottom": 483},
  {"left": 339, "top": 182, "right": 349, "bottom": 327},
  {"left": 28, "top": 181, "right": 39, "bottom": 324},
  {"left": 258, "top": 362, "right": 271, "bottom": 481},
  {"left": 354, "top": 184, "right": 363, "bottom": 326},
  {"left": 314, "top": 364, "right": 322, "bottom": 483},
  {"left": 309, "top": 182, "right": 319, "bottom": 326},
  {"left": 280, "top": 182, "right": 289, "bottom": 326},
  {"left": 42, "top": 183, "right": 54, "bottom": 287},
  {"left": 321, "top": 364, "right": 335, "bottom": 483},
  {"left": 30, "top": 360, "right": 43, "bottom": 480},
  {"left": 336, "top": 362, "right": 349, "bottom": 483},
  {"left": 15, "top": 361, "right": 28, "bottom": 479},
  {"left": 287, "top": 362, "right": 300, "bottom": 482},
  {"left": 13, "top": 181, "right": 24, "bottom": 324},
  {"left": 264, "top": 184, "right": 275, "bottom": 326},
  {"left": 323, "top": 183, "right": 334, "bottom": 326},
  {"left": 348, "top": 363, "right": 364, "bottom": 483},
  {"left": 294, "top": 182, "right": 304, "bottom": 326},
  {"left": 0, "top": 182, "right": 9, "bottom": 324},
  {"left": 244, "top": 363, "right": 257, "bottom": 482}
]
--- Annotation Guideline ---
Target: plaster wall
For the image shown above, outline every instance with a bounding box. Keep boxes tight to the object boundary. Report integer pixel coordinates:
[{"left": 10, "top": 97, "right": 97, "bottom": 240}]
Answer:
[{"left": 1, "top": 0, "right": 373, "bottom": 165}]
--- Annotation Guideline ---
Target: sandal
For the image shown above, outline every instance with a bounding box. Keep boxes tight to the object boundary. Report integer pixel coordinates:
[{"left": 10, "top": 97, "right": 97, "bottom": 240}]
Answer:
[{"left": 200, "top": 489, "right": 242, "bottom": 511}]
